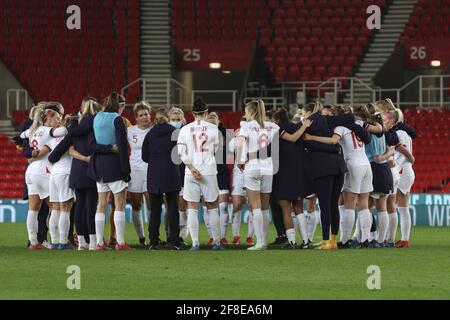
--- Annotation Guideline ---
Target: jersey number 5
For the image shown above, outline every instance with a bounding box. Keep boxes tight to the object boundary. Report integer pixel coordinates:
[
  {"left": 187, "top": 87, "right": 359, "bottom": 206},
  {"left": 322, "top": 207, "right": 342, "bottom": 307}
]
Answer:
[{"left": 193, "top": 132, "right": 208, "bottom": 152}]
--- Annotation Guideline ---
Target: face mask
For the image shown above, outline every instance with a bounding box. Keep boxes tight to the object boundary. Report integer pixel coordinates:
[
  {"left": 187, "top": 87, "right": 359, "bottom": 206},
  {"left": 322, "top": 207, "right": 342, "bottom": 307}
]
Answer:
[{"left": 170, "top": 121, "right": 182, "bottom": 129}]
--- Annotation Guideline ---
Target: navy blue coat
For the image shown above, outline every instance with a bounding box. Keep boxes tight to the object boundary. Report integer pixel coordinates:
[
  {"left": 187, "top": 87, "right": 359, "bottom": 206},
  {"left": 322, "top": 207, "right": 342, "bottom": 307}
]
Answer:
[
  {"left": 142, "top": 123, "right": 181, "bottom": 194},
  {"left": 217, "top": 124, "right": 230, "bottom": 191},
  {"left": 304, "top": 113, "right": 355, "bottom": 179},
  {"left": 19, "top": 119, "right": 33, "bottom": 159},
  {"left": 48, "top": 116, "right": 110, "bottom": 189},
  {"left": 86, "top": 115, "right": 131, "bottom": 183},
  {"left": 395, "top": 122, "right": 416, "bottom": 139},
  {"left": 385, "top": 128, "right": 400, "bottom": 147}
]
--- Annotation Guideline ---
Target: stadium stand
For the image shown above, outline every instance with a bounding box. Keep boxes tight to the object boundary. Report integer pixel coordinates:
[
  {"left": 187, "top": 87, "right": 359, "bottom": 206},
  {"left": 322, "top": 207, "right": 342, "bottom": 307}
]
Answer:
[
  {"left": 0, "top": 0, "right": 140, "bottom": 114},
  {"left": 399, "top": 0, "right": 450, "bottom": 42}
]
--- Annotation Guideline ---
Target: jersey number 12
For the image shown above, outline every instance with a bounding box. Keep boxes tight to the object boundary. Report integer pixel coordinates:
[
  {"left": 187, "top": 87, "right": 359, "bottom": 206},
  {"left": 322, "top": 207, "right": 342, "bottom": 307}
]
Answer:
[{"left": 193, "top": 132, "right": 208, "bottom": 152}]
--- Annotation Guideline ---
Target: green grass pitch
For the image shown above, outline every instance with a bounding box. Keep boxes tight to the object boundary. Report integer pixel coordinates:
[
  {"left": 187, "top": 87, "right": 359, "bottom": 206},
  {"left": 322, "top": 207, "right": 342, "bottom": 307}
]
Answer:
[{"left": 0, "top": 223, "right": 449, "bottom": 300}]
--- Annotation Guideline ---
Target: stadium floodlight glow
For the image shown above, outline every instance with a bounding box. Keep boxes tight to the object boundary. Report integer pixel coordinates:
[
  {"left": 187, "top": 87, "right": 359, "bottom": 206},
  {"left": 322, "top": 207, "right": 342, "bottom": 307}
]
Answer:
[
  {"left": 430, "top": 60, "right": 441, "bottom": 67},
  {"left": 209, "top": 62, "right": 221, "bottom": 69},
  {"left": 222, "top": 70, "right": 231, "bottom": 74}
]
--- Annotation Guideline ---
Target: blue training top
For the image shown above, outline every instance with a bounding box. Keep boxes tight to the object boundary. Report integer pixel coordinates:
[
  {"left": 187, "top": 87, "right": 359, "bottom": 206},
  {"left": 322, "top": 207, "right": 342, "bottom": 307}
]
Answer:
[
  {"left": 365, "top": 133, "right": 387, "bottom": 163},
  {"left": 93, "top": 111, "right": 119, "bottom": 145}
]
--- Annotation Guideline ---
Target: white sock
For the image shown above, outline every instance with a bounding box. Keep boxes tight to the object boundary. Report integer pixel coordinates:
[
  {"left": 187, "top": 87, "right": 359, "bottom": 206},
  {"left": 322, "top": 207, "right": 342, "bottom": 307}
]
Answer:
[
  {"left": 359, "top": 209, "right": 371, "bottom": 243},
  {"left": 309, "top": 210, "right": 319, "bottom": 240},
  {"left": 304, "top": 211, "right": 314, "bottom": 241},
  {"left": 208, "top": 207, "right": 220, "bottom": 244},
  {"left": 58, "top": 212, "right": 70, "bottom": 244},
  {"left": 203, "top": 206, "right": 212, "bottom": 238},
  {"left": 26, "top": 210, "right": 39, "bottom": 245},
  {"left": 49, "top": 210, "right": 60, "bottom": 244},
  {"left": 315, "top": 210, "right": 321, "bottom": 225},
  {"left": 78, "top": 235, "right": 87, "bottom": 248},
  {"left": 188, "top": 208, "right": 199, "bottom": 246},
  {"left": 247, "top": 210, "right": 254, "bottom": 237},
  {"left": 219, "top": 202, "right": 229, "bottom": 239},
  {"left": 341, "top": 209, "right": 355, "bottom": 244},
  {"left": 296, "top": 214, "right": 308, "bottom": 243},
  {"left": 352, "top": 215, "right": 361, "bottom": 242},
  {"left": 261, "top": 209, "right": 270, "bottom": 246},
  {"left": 387, "top": 212, "right": 398, "bottom": 243},
  {"left": 89, "top": 234, "right": 97, "bottom": 249},
  {"left": 95, "top": 213, "right": 105, "bottom": 246},
  {"left": 338, "top": 205, "right": 345, "bottom": 238},
  {"left": 286, "top": 228, "right": 296, "bottom": 245},
  {"left": 132, "top": 210, "right": 145, "bottom": 240},
  {"left": 232, "top": 210, "right": 241, "bottom": 237},
  {"left": 252, "top": 209, "right": 264, "bottom": 246},
  {"left": 292, "top": 212, "right": 298, "bottom": 231},
  {"left": 114, "top": 211, "right": 126, "bottom": 245},
  {"left": 179, "top": 210, "right": 188, "bottom": 239},
  {"left": 398, "top": 206, "right": 411, "bottom": 241},
  {"left": 376, "top": 211, "right": 389, "bottom": 243}
]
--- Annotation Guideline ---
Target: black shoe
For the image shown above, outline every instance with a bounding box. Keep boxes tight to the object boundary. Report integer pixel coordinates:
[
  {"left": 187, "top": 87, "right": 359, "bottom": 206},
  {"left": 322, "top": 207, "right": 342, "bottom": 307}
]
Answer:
[
  {"left": 169, "top": 245, "right": 184, "bottom": 251},
  {"left": 369, "top": 240, "right": 383, "bottom": 248},
  {"left": 359, "top": 240, "right": 369, "bottom": 248},
  {"left": 299, "top": 241, "right": 310, "bottom": 249},
  {"left": 348, "top": 239, "right": 360, "bottom": 249},
  {"left": 270, "top": 235, "right": 288, "bottom": 245},
  {"left": 179, "top": 237, "right": 188, "bottom": 246},
  {"left": 138, "top": 238, "right": 147, "bottom": 248},
  {"left": 337, "top": 241, "right": 350, "bottom": 249},
  {"left": 281, "top": 241, "right": 296, "bottom": 249},
  {"left": 148, "top": 245, "right": 158, "bottom": 251},
  {"left": 158, "top": 239, "right": 167, "bottom": 246}
]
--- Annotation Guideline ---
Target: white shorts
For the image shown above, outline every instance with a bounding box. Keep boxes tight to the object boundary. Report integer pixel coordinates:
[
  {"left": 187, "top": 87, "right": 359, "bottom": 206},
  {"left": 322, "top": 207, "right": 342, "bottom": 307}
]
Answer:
[
  {"left": 342, "top": 164, "right": 373, "bottom": 194},
  {"left": 231, "top": 170, "right": 246, "bottom": 197},
  {"left": 390, "top": 167, "right": 401, "bottom": 195},
  {"left": 398, "top": 173, "right": 415, "bottom": 194},
  {"left": 96, "top": 179, "right": 128, "bottom": 194},
  {"left": 183, "top": 175, "right": 219, "bottom": 203},
  {"left": 26, "top": 171, "right": 49, "bottom": 200},
  {"left": 49, "top": 174, "right": 74, "bottom": 203},
  {"left": 244, "top": 170, "right": 273, "bottom": 193},
  {"left": 390, "top": 177, "right": 400, "bottom": 195},
  {"left": 128, "top": 170, "right": 147, "bottom": 193}
]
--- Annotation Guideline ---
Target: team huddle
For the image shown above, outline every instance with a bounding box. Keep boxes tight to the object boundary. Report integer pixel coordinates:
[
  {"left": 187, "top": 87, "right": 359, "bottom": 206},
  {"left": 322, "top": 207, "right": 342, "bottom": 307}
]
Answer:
[{"left": 18, "top": 93, "right": 415, "bottom": 251}]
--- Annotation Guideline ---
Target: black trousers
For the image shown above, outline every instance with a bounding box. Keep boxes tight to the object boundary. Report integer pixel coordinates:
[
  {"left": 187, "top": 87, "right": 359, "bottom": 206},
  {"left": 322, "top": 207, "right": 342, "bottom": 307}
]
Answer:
[
  {"left": 37, "top": 202, "right": 49, "bottom": 243},
  {"left": 74, "top": 188, "right": 98, "bottom": 238},
  {"left": 314, "top": 172, "right": 345, "bottom": 240},
  {"left": 149, "top": 192, "right": 179, "bottom": 246},
  {"left": 270, "top": 193, "right": 286, "bottom": 237}
]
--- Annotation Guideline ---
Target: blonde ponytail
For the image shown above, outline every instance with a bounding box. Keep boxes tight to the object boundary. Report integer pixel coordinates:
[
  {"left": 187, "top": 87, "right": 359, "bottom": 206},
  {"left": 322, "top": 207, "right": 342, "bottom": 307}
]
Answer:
[
  {"left": 29, "top": 106, "right": 45, "bottom": 136},
  {"left": 79, "top": 98, "right": 100, "bottom": 123},
  {"left": 245, "top": 99, "right": 266, "bottom": 128}
]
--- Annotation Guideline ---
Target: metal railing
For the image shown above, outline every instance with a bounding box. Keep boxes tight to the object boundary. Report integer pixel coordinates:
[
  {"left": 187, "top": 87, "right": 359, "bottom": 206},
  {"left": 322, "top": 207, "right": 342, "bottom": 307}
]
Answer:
[
  {"left": 166, "top": 78, "right": 192, "bottom": 108},
  {"left": 6, "top": 89, "right": 31, "bottom": 116},
  {"left": 121, "top": 78, "right": 146, "bottom": 101},
  {"left": 375, "top": 75, "right": 450, "bottom": 108},
  {"left": 191, "top": 90, "right": 237, "bottom": 112},
  {"left": 243, "top": 96, "right": 285, "bottom": 109}
]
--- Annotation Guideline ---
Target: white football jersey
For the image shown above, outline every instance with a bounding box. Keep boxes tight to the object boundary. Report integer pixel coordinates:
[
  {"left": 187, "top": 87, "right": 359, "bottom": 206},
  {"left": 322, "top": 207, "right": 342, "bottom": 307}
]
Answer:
[
  {"left": 395, "top": 129, "right": 414, "bottom": 173},
  {"left": 239, "top": 120, "right": 279, "bottom": 173},
  {"left": 22, "top": 126, "right": 54, "bottom": 175},
  {"left": 333, "top": 120, "right": 370, "bottom": 166},
  {"left": 47, "top": 136, "right": 72, "bottom": 175},
  {"left": 128, "top": 125, "right": 151, "bottom": 171},
  {"left": 177, "top": 120, "right": 219, "bottom": 176}
]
